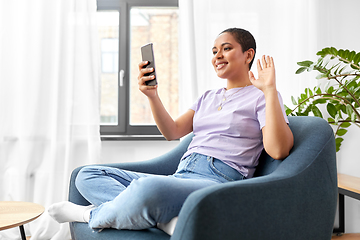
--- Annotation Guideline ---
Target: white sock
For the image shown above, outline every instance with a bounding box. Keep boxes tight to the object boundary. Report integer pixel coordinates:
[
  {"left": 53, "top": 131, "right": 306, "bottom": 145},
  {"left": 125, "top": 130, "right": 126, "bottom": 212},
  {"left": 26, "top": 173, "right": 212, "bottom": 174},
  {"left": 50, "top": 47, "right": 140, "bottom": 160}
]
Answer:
[
  {"left": 48, "top": 201, "right": 94, "bottom": 223},
  {"left": 157, "top": 216, "right": 178, "bottom": 235}
]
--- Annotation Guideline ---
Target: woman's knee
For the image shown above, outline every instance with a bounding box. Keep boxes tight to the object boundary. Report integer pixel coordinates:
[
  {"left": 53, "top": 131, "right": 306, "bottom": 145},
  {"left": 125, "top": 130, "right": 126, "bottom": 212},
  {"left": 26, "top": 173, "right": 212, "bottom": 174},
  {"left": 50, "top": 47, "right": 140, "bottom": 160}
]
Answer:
[
  {"left": 125, "top": 176, "right": 183, "bottom": 223},
  {"left": 75, "top": 166, "right": 102, "bottom": 192},
  {"left": 128, "top": 176, "right": 169, "bottom": 205}
]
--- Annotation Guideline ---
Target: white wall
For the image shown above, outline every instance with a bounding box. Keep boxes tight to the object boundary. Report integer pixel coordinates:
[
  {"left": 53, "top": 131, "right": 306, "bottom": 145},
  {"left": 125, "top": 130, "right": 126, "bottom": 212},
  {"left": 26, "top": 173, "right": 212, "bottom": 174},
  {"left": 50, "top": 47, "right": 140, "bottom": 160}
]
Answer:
[{"left": 101, "top": 140, "right": 179, "bottom": 164}]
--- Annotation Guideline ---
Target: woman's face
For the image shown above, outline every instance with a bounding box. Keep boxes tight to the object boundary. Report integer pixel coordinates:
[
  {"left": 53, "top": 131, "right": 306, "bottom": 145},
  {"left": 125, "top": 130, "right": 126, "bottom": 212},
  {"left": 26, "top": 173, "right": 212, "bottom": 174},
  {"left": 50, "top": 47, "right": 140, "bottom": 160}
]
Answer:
[{"left": 211, "top": 32, "right": 251, "bottom": 80}]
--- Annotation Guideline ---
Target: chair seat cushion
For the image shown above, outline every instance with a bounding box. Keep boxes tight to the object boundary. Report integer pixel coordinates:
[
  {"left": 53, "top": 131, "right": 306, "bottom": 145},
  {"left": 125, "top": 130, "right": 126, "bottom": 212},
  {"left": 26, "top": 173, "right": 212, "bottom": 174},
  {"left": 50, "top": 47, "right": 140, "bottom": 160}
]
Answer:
[{"left": 70, "top": 222, "right": 170, "bottom": 240}]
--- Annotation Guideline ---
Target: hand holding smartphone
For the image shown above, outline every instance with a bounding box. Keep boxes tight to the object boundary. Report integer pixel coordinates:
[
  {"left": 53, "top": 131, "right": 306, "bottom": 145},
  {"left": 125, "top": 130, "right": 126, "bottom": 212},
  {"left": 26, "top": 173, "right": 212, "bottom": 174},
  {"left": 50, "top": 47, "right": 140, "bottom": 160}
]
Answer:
[{"left": 141, "top": 43, "right": 157, "bottom": 86}]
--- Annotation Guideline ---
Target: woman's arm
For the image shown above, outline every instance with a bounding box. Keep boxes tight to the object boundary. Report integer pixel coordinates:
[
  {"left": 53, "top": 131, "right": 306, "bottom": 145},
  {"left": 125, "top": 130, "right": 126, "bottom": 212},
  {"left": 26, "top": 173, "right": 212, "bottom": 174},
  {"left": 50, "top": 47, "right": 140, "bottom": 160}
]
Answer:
[
  {"left": 138, "top": 61, "right": 194, "bottom": 140},
  {"left": 249, "top": 56, "right": 294, "bottom": 159}
]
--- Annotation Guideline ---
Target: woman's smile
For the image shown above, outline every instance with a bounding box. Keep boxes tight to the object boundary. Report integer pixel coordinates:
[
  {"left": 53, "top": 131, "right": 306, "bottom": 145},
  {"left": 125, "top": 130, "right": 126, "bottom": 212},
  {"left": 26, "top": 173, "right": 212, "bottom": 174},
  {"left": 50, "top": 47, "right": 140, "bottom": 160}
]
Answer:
[{"left": 215, "top": 61, "right": 228, "bottom": 70}]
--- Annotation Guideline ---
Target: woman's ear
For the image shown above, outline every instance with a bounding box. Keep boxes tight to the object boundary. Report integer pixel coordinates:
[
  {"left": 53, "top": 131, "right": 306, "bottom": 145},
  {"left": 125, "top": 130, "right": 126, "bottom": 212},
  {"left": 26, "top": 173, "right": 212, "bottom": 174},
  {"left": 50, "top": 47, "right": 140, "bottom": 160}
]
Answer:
[{"left": 246, "top": 48, "right": 255, "bottom": 63}]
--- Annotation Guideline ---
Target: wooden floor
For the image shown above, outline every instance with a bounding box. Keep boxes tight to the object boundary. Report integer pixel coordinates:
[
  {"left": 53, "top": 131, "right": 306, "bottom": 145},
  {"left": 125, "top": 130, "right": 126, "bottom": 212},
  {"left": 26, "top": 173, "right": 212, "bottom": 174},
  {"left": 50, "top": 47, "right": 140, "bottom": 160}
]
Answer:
[{"left": 332, "top": 233, "right": 360, "bottom": 239}]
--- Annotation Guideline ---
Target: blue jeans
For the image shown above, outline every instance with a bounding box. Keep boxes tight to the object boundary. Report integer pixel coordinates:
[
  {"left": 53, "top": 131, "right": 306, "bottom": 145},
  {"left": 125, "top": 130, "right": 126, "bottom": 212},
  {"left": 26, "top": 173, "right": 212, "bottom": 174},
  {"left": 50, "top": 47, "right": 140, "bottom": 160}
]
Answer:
[{"left": 75, "top": 153, "right": 245, "bottom": 230}]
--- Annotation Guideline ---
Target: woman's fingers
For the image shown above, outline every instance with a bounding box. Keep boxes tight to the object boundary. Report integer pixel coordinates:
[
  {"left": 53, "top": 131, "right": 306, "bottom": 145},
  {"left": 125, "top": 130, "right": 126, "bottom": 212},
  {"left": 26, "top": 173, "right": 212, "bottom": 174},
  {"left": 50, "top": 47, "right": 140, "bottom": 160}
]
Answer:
[
  {"left": 138, "top": 61, "right": 149, "bottom": 70},
  {"left": 269, "top": 56, "right": 274, "bottom": 68},
  {"left": 261, "top": 55, "right": 267, "bottom": 68},
  {"left": 257, "top": 59, "right": 262, "bottom": 71},
  {"left": 138, "top": 61, "right": 155, "bottom": 84},
  {"left": 139, "top": 71, "right": 155, "bottom": 84},
  {"left": 259, "top": 55, "right": 274, "bottom": 69}
]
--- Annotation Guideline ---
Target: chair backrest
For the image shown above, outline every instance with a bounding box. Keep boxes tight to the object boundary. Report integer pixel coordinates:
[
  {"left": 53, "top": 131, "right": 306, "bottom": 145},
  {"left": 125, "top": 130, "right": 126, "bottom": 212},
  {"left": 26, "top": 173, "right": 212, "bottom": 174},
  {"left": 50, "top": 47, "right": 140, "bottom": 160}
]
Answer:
[
  {"left": 253, "top": 150, "right": 280, "bottom": 177},
  {"left": 253, "top": 116, "right": 336, "bottom": 179}
]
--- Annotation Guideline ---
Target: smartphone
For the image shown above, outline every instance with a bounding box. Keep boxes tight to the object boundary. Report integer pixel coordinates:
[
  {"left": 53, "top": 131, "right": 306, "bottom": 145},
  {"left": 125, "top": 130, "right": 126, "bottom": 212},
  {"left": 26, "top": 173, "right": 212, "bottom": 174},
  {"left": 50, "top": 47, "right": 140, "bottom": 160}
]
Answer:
[{"left": 141, "top": 43, "right": 157, "bottom": 86}]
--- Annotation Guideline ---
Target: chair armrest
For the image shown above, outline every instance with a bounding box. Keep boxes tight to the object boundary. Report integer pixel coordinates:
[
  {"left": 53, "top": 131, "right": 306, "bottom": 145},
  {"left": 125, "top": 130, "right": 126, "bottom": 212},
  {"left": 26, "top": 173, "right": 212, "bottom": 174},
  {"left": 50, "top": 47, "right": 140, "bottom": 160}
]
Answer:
[{"left": 172, "top": 175, "right": 335, "bottom": 240}]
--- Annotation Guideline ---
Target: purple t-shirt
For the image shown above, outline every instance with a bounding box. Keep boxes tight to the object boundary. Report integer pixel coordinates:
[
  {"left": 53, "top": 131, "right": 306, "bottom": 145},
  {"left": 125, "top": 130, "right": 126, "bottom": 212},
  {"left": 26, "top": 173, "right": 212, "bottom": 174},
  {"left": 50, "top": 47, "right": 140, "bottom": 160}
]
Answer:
[{"left": 182, "top": 85, "right": 288, "bottom": 178}]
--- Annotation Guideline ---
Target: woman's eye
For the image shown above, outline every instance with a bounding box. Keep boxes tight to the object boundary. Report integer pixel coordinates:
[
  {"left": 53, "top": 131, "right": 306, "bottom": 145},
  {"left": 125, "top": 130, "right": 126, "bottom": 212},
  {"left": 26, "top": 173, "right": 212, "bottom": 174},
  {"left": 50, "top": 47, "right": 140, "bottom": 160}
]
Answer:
[
  {"left": 224, "top": 47, "right": 231, "bottom": 51},
  {"left": 212, "top": 51, "right": 217, "bottom": 55}
]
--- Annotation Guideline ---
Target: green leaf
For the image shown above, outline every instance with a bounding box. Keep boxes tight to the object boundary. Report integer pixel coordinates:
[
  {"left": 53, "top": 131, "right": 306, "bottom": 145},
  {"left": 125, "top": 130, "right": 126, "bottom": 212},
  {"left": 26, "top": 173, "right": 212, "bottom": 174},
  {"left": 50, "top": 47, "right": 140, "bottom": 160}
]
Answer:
[
  {"left": 330, "top": 47, "right": 338, "bottom": 56},
  {"left": 346, "top": 104, "right": 353, "bottom": 116},
  {"left": 351, "top": 64, "right": 360, "bottom": 70},
  {"left": 334, "top": 113, "right": 340, "bottom": 124},
  {"left": 335, "top": 137, "right": 344, "bottom": 145},
  {"left": 340, "top": 105, "right": 347, "bottom": 114},
  {"left": 335, "top": 137, "right": 343, "bottom": 152},
  {"left": 312, "top": 105, "right": 323, "bottom": 118},
  {"left": 336, "top": 143, "right": 341, "bottom": 152},
  {"left": 296, "top": 67, "right": 307, "bottom": 74},
  {"left": 327, "top": 117, "right": 335, "bottom": 125},
  {"left": 301, "top": 93, "right": 307, "bottom": 101},
  {"left": 308, "top": 88, "right": 314, "bottom": 97},
  {"left": 297, "top": 60, "right": 314, "bottom": 67},
  {"left": 284, "top": 105, "right": 292, "bottom": 115},
  {"left": 316, "top": 49, "right": 326, "bottom": 57},
  {"left": 317, "top": 47, "right": 332, "bottom": 57},
  {"left": 337, "top": 129, "right": 348, "bottom": 136},
  {"left": 351, "top": 112, "right": 357, "bottom": 122},
  {"left": 338, "top": 49, "right": 345, "bottom": 59},
  {"left": 326, "top": 103, "right": 337, "bottom": 118},
  {"left": 354, "top": 52, "right": 360, "bottom": 64},
  {"left": 349, "top": 51, "right": 356, "bottom": 62},
  {"left": 341, "top": 122, "right": 351, "bottom": 128},
  {"left": 344, "top": 50, "right": 350, "bottom": 59},
  {"left": 313, "top": 98, "right": 327, "bottom": 104},
  {"left": 291, "top": 96, "right": 297, "bottom": 105},
  {"left": 334, "top": 65, "right": 341, "bottom": 75},
  {"left": 326, "top": 86, "right": 334, "bottom": 94}
]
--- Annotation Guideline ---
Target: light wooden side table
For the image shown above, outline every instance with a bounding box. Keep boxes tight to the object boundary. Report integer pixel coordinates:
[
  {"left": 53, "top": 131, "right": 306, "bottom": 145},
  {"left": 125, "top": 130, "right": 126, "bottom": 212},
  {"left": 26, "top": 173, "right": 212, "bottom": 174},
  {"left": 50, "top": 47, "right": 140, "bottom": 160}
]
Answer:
[
  {"left": 0, "top": 201, "right": 44, "bottom": 240},
  {"left": 333, "top": 174, "right": 360, "bottom": 234}
]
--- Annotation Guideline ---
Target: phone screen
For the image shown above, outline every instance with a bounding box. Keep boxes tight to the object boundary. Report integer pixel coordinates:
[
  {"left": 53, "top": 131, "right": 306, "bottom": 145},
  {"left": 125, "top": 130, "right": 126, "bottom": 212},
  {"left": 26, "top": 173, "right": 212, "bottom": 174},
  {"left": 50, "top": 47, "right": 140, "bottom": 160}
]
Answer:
[{"left": 141, "top": 43, "right": 157, "bottom": 86}]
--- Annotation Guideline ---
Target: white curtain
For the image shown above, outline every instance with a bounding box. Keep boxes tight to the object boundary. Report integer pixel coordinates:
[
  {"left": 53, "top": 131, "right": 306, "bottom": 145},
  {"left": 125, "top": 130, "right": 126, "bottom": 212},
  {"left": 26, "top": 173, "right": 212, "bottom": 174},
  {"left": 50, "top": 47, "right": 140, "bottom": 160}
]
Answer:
[
  {"left": 0, "top": 0, "right": 101, "bottom": 239},
  {"left": 178, "top": 0, "right": 329, "bottom": 112}
]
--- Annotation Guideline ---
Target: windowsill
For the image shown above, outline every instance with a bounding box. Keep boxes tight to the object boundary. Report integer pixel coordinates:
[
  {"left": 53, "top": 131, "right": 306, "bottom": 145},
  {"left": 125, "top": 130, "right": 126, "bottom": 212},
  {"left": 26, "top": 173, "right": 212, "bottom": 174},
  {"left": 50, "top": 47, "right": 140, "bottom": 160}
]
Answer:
[{"left": 101, "top": 135, "right": 176, "bottom": 141}]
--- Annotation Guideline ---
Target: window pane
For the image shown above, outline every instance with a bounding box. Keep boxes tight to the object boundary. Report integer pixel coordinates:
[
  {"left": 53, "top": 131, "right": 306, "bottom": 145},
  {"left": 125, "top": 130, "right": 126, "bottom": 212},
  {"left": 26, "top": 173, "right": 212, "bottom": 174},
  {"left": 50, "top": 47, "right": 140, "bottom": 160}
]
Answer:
[
  {"left": 97, "top": 11, "right": 119, "bottom": 125},
  {"left": 129, "top": 7, "right": 179, "bottom": 125}
]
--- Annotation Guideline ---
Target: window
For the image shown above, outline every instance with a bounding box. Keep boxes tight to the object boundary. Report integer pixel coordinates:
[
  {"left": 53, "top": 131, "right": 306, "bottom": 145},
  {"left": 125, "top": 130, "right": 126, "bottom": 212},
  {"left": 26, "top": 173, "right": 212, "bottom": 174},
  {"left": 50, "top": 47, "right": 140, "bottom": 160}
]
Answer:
[
  {"left": 97, "top": 0, "right": 179, "bottom": 137},
  {"left": 101, "top": 38, "right": 119, "bottom": 73}
]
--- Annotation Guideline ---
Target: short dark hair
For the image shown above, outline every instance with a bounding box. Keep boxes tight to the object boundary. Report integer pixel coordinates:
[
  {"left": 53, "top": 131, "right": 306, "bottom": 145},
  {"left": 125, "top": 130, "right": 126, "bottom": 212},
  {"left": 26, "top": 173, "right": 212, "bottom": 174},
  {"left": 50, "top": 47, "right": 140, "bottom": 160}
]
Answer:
[{"left": 220, "top": 28, "right": 256, "bottom": 70}]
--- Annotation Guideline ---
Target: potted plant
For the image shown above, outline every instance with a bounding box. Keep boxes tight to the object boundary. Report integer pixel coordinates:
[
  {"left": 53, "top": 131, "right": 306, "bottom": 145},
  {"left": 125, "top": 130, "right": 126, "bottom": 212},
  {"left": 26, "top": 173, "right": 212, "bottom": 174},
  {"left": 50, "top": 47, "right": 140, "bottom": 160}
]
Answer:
[{"left": 285, "top": 47, "right": 360, "bottom": 151}]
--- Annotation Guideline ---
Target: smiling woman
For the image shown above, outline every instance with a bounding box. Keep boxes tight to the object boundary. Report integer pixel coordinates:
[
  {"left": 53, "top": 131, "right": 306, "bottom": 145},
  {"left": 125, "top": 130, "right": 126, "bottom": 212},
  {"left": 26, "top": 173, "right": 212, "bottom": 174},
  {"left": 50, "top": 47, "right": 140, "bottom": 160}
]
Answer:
[{"left": 48, "top": 28, "right": 292, "bottom": 236}]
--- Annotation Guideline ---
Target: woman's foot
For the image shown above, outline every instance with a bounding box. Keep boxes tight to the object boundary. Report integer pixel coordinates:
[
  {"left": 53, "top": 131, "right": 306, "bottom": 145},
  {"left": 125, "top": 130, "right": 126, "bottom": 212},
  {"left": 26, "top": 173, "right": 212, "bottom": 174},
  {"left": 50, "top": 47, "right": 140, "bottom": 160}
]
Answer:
[{"left": 48, "top": 201, "right": 94, "bottom": 223}]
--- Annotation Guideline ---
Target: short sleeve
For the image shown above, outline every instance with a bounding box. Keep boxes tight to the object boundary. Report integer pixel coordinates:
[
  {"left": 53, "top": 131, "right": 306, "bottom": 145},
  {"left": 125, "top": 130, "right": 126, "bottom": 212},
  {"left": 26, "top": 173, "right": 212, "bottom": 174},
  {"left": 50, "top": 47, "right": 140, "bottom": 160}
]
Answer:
[{"left": 190, "top": 92, "right": 207, "bottom": 112}]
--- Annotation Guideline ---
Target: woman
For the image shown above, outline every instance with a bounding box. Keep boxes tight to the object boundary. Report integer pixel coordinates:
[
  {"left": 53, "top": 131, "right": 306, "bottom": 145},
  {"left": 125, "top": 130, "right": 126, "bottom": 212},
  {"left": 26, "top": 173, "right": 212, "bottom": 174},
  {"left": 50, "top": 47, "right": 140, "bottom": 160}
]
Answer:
[{"left": 49, "top": 28, "right": 293, "bottom": 235}]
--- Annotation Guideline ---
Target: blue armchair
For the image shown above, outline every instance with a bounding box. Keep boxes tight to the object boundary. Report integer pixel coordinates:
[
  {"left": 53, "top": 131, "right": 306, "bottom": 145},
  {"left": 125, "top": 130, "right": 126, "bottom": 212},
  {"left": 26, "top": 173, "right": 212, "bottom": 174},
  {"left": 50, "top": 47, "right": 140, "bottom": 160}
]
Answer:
[{"left": 69, "top": 116, "right": 337, "bottom": 240}]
